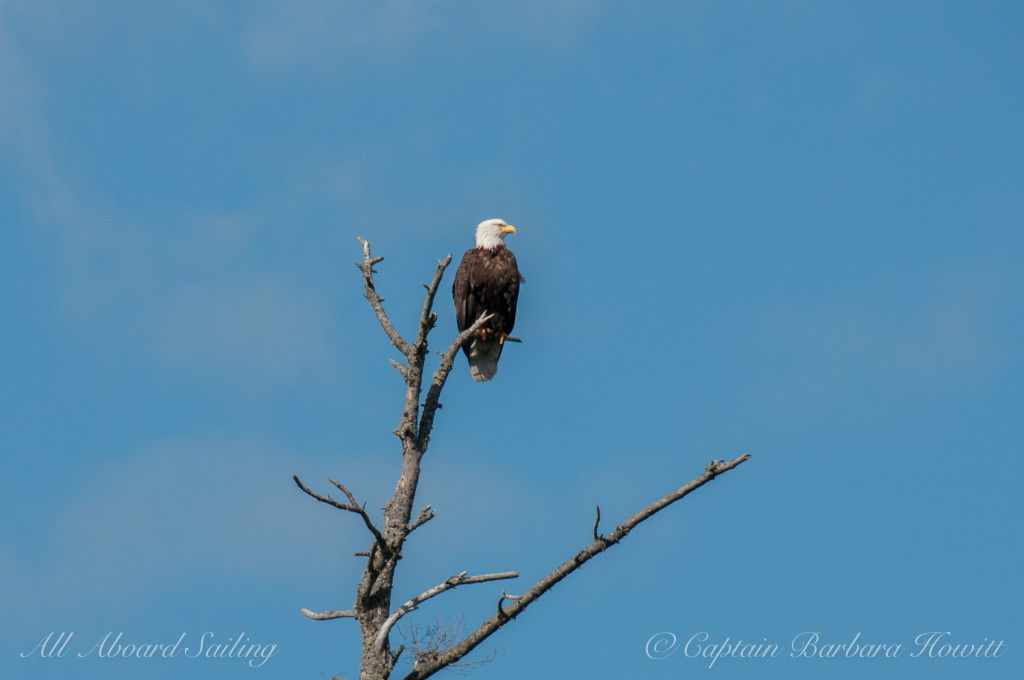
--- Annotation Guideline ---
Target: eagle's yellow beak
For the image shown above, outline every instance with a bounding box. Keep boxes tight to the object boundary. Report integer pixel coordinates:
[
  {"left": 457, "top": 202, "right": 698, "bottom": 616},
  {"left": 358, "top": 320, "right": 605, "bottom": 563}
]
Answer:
[{"left": 502, "top": 224, "right": 517, "bottom": 234}]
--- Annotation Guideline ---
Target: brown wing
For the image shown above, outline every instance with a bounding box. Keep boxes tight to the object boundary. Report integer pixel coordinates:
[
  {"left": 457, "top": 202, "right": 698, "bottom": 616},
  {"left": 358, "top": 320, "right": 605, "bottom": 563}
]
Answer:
[
  {"left": 495, "top": 248, "right": 521, "bottom": 335},
  {"left": 453, "top": 248, "right": 479, "bottom": 333},
  {"left": 452, "top": 246, "right": 522, "bottom": 335}
]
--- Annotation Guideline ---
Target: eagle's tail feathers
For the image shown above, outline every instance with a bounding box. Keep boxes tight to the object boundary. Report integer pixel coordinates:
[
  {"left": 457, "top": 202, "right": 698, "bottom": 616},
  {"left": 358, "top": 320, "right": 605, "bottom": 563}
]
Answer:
[{"left": 467, "top": 337, "right": 503, "bottom": 382}]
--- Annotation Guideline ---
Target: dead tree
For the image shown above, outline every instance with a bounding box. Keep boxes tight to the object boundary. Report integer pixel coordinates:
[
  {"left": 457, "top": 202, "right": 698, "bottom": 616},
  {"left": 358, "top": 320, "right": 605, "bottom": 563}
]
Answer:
[{"left": 293, "top": 238, "right": 752, "bottom": 680}]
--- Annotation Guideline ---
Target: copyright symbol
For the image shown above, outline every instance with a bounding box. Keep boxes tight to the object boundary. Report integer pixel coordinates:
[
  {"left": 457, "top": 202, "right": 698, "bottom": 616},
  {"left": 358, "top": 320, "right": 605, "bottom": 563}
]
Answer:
[{"left": 645, "top": 632, "right": 679, "bottom": 660}]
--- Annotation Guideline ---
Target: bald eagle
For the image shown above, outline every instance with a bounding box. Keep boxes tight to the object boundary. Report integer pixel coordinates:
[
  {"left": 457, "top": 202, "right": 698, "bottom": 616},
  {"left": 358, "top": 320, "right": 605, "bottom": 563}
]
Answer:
[{"left": 452, "top": 219, "right": 523, "bottom": 382}]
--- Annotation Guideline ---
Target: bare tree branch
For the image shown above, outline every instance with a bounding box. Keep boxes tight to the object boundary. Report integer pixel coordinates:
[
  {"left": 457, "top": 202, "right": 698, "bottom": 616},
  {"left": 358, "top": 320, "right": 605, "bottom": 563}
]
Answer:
[
  {"left": 356, "top": 236, "right": 414, "bottom": 357},
  {"left": 496, "top": 590, "right": 521, "bottom": 617},
  {"left": 416, "top": 312, "right": 493, "bottom": 448},
  {"left": 297, "top": 239, "right": 754, "bottom": 680},
  {"left": 302, "top": 608, "right": 359, "bottom": 621},
  {"left": 414, "top": 256, "right": 453, "bottom": 353},
  {"left": 330, "top": 477, "right": 387, "bottom": 543},
  {"left": 407, "top": 505, "right": 435, "bottom": 533},
  {"left": 399, "top": 616, "right": 498, "bottom": 675},
  {"left": 293, "top": 474, "right": 385, "bottom": 544},
  {"left": 374, "top": 571, "right": 519, "bottom": 651},
  {"left": 401, "top": 454, "right": 753, "bottom": 680},
  {"left": 329, "top": 477, "right": 365, "bottom": 507}
]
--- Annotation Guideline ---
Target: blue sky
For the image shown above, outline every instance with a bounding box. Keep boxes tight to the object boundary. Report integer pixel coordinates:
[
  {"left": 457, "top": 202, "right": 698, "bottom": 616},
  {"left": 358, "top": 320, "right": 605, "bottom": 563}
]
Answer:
[{"left": 2, "top": 2, "right": 1022, "bottom": 679}]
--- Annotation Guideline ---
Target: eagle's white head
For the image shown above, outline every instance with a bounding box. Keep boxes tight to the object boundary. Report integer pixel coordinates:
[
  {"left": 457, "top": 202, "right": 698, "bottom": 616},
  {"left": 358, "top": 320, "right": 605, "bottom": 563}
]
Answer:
[{"left": 475, "top": 219, "right": 516, "bottom": 250}]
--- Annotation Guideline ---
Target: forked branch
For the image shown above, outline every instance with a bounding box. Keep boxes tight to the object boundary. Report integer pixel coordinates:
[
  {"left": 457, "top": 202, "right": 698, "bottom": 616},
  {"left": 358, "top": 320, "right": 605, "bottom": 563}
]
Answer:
[
  {"left": 374, "top": 570, "right": 519, "bottom": 650},
  {"left": 356, "top": 236, "right": 415, "bottom": 357},
  {"left": 415, "top": 256, "right": 454, "bottom": 351},
  {"left": 408, "top": 505, "right": 435, "bottom": 533},
  {"left": 297, "top": 239, "right": 753, "bottom": 680},
  {"left": 417, "top": 312, "right": 493, "bottom": 447},
  {"left": 292, "top": 474, "right": 385, "bottom": 544},
  {"left": 400, "top": 454, "right": 753, "bottom": 680}
]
